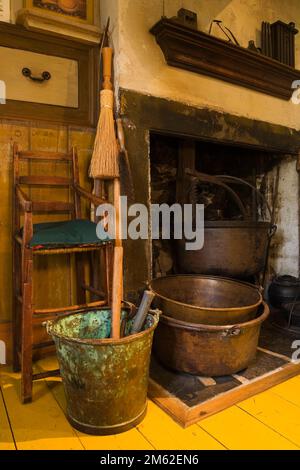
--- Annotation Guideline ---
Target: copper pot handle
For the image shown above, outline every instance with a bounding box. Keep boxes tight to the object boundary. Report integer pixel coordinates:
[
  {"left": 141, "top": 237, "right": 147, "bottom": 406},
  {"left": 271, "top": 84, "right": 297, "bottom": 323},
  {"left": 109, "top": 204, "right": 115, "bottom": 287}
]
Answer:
[{"left": 221, "top": 327, "right": 242, "bottom": 337}]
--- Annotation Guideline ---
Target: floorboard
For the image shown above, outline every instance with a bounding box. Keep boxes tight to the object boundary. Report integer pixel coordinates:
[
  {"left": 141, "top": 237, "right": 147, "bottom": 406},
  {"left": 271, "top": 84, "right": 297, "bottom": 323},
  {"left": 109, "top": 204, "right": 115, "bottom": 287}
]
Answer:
[
  {"left": 0, "top": 386, "right": 15, "bottom": 450},
  {"left": 137, "top": 400, "right": 225, "bottom": 450},
  {"left": 1, "top": 358, "right": 300, "bottom": 451},
  {"left": 271, "top": 376, "right": 300, "bottom": 407},
  {"left": 198, "top": 405, "right": 299, "bottom": 450},
  {"left": 238, "top": 389, "right": 300, "bottom": 447},
  {"left": 0, "top": 370, "right": 84, "bottom": 450}
]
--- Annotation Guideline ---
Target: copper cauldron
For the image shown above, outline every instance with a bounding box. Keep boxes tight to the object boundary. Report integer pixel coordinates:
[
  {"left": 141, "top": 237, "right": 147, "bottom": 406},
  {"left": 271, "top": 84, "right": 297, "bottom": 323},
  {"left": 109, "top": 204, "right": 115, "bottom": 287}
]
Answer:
[
  {"left": 176, "top": 220, "right": 272, "bottom": 278},
  {"left": 151, "top": 275, "right": 262, "bottom": 325},
  {"left": 175, "top": 173, "right": 276, "bottom": 278},
  {"left": 153, "top": 302, "right": 269, "bottom": 376}
]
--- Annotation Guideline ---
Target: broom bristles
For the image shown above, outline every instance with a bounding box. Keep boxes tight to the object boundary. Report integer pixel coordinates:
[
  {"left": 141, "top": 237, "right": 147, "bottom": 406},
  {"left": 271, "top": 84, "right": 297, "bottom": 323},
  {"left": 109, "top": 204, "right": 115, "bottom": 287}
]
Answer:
[{"left": 89, "top": 89, "right": 120, "bottom": 179}]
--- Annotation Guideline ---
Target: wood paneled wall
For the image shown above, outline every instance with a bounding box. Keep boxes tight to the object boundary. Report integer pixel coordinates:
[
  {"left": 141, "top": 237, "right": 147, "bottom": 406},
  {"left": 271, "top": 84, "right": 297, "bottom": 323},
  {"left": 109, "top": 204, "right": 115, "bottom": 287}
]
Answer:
[{"left": 0, "top": 119, "right": 95, "bottom": 325}]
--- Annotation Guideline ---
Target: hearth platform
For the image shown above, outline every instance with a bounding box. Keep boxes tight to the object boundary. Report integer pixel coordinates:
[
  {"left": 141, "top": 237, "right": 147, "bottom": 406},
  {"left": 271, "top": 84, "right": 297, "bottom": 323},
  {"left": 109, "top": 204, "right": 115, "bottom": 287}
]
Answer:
[{"left": 148, "top": 320, "right": 300, "bottom": 427}]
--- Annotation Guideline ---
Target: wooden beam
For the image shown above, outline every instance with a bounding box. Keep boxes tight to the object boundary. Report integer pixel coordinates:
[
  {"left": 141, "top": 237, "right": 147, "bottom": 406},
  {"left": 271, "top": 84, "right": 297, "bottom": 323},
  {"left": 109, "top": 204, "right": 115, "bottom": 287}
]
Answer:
[{"left": 176, "top": 139, "right": 196, "bottom": 204}]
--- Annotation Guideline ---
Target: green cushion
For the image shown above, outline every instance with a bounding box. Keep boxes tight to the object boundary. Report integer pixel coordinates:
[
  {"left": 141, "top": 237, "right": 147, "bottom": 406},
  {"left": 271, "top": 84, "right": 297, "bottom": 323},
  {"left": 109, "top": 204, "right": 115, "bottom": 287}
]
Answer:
[{"left": 27, "top": 219, "right": 110, "bottom": 248}]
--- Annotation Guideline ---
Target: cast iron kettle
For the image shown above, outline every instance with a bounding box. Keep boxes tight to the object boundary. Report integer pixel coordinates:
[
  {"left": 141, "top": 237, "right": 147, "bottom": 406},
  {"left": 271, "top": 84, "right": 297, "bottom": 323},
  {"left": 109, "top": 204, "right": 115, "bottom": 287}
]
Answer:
[{"left": 268, "top": 275, "right": 300, "bottom": 308}]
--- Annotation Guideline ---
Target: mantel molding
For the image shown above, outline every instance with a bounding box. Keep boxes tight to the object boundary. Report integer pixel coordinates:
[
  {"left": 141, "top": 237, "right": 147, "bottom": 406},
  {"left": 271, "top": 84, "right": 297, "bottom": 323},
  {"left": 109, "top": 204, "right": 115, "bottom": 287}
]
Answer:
[
  {"left": 16, "top": 8, "right": 101, "bottom": 44},
  {"left": 150, "top": 19, "right": 300, "bottom": 100}
]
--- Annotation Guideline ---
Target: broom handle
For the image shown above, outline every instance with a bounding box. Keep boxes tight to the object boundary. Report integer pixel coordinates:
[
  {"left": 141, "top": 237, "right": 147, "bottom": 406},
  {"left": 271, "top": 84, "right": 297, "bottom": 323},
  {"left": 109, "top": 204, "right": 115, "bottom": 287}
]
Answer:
[
  {"left": 111, "top": 177, "right": 123, "bottom": 339},
  {"left": 111, "top": 245, "right": 123, "bottom": 338},
  {"left": 102, "top": 47, "right": 113, "bottom": 90},
  {"left": 114, "top": 177, "right": 122, "bottom": 246},
  {"left": 102, "top": 46, "right": 123, "bottom": 338}
]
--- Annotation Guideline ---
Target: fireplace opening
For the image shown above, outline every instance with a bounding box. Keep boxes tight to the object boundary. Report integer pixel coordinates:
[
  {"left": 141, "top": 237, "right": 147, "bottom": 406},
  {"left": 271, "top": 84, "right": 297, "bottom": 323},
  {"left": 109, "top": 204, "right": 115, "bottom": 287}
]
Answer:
[{"left": 150, "top": 132, "right": 285, "bottom": 282}]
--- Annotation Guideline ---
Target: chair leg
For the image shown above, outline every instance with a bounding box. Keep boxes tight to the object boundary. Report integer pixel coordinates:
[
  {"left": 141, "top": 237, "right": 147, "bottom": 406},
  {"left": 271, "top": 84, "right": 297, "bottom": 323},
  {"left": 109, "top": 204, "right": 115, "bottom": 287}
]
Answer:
[
  {"left": 75, "top": 252, "right": 86, "bottom": 305},
  {"left": 21, "top": 259, "right": 33, "bottom": 404},
  {"left": 12, "top": 240, "right": 21, "bottom": 372},
  {"left": 90, "top": 251, "right": 99, "bottom": 302},
  {"left": 12, "top": 304, "right": 21, "bottom": 373}
]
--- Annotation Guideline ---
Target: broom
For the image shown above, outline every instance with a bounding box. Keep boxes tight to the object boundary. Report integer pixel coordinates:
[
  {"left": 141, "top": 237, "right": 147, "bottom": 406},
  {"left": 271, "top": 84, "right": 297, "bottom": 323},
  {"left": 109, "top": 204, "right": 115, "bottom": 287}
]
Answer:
[
  {"left": 89, "top": 45, "right": 123, "bottom": 340},
  {"left": 89, "top": 47, "right": 119, "bottom": 180},
  {"left": 90, "top": 17, "right": 110, "bottom": 221}
]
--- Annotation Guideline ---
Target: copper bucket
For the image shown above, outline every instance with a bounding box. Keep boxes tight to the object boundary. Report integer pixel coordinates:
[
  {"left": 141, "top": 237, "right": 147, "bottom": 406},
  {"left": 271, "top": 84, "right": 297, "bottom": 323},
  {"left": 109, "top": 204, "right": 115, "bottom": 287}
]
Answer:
[{"left": 47, "top": 308, "right": 159, "bottom": 435}]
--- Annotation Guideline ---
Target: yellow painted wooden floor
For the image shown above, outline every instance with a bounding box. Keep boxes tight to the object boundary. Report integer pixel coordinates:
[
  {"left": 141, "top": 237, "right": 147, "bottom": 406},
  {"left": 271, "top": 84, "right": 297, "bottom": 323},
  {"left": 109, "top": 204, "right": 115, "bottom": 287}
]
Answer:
[{"left": 1, "top": 357, "right": 300, "bottom": 451}]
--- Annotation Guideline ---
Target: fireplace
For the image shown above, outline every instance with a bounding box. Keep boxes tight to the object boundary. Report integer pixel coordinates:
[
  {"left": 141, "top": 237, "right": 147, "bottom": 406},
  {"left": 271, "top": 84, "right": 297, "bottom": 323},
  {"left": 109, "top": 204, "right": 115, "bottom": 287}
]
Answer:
[
  {"left": 150, "top": 132, "right": 284, "bottom": 281},
  {"left": 119, "top": 89, "right": 300, "bottom": 300}
]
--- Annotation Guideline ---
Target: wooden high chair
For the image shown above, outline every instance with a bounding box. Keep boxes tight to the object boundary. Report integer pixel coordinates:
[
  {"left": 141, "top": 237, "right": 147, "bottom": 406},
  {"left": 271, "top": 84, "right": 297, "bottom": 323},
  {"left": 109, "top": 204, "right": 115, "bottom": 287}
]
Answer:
[{"left": 12, "top": 143, "right": 113, "bottom": 403}]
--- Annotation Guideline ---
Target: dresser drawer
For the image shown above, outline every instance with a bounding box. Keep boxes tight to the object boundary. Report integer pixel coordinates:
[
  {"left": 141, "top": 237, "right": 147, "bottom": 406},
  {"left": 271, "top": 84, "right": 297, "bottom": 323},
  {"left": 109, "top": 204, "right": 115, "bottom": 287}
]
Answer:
[
  {"left": 0, "top": 22, "right": 99, "bottom": 126},
  {"left": 0, "top": 46, "right": 78, "bottom": 108}
]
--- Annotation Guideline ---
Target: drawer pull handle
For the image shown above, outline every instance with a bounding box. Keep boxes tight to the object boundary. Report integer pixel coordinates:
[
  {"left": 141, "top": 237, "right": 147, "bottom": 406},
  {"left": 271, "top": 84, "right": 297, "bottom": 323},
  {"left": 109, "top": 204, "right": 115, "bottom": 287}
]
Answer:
[{"left": 22, "top": 68, "right": 51, "bottom": 83}]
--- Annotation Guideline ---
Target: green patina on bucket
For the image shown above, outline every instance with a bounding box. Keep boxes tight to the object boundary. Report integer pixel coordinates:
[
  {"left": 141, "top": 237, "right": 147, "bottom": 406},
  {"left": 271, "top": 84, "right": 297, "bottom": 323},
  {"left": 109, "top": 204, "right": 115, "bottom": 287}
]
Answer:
[{"left": 47, "top": 308, "right": 159, "bottom": 435}]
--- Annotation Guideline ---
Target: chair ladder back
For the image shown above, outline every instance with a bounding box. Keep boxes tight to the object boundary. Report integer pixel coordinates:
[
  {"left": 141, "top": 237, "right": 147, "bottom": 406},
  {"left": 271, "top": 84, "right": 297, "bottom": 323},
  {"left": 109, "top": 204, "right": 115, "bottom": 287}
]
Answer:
[
  {"left": 14, "top": 145, "right": 75, "bottom": 216},
  {"left": 11, "top": 143, "right": 114, "bottom": 404}
]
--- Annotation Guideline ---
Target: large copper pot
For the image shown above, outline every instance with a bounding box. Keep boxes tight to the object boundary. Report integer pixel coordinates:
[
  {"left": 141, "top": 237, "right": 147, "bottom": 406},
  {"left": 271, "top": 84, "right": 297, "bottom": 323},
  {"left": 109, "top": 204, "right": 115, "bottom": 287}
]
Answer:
[
  {"left": 175, "top": 173, "right": 276, "bottom": 278},
  {"left": 151, "top": 275, "right": 262, "bottom": 325},
  {"left": 153, "top": 302, "right": 269, "bottom": 376},
  {"left": 176, "top": 220, "right": 271, "bottom": 278}
]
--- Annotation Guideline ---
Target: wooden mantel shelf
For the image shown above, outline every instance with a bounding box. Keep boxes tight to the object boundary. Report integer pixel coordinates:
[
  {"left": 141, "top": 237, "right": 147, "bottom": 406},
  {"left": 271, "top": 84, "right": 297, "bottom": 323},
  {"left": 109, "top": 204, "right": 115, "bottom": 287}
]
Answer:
[{"left": 150, "top": 18, "right": 300, "bottom": 100}]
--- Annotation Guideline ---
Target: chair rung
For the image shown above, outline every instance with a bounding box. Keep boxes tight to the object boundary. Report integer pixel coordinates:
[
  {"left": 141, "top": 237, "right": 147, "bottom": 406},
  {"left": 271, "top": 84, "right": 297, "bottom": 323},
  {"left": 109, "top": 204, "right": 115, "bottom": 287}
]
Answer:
[
  {"left": 33, "top": 299, "right": 106, "bottom": 315},
  {"left": 15, "top": 235, "right": 22, "bottom": 244},
  {"left": 33, "top": 370, "right": 60, "bottom": 381},
  {"left": 33, "top": 244, "right": 109, "bottom": 255},
  {"left": 32, "top": 341, "right": 54, "bottom": 350},
  {"left": 14, "top": 241, "right": 109, "bottom": 255},
  {"left": 32, "top": 201, "right": 74, "bottom": 212},
  {"left": 19, "top": 176, "right": 71, "bottom": 186},
  {"left": 32, "top": 311, "right": 73, "bottom": 325},
  {"left": 82, "top": 284, "right": 105, "bottom": 298},
  {"left": 31, "top": 302, "right": 107, "bottom": 326},
  {"left": 19, "top": 151, "right": 72, "bottom": 161}
]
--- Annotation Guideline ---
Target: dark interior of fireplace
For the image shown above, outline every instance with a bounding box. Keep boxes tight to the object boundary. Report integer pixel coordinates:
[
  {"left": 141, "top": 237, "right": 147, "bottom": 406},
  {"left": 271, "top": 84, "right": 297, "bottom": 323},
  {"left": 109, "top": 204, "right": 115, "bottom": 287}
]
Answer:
[{"left": 150, "top": 132, "right": 283, "bottom": 279}]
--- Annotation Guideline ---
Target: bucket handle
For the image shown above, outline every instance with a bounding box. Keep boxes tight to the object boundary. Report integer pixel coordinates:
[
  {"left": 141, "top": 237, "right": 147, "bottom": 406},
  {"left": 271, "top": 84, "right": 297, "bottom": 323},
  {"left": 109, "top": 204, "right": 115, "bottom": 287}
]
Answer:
[
  {"left": 44, "top": 320, "right": 52, "bottom": 336},
  {"left": 149, "top": 308, "right": 162, "bottom": 323}
]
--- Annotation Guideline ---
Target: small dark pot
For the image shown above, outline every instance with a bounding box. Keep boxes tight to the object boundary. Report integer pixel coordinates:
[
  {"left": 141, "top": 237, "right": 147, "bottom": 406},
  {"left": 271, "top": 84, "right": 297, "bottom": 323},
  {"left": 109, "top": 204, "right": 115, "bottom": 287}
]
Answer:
[{"left": 268, "top": 275, "right": 300, "bottom": 308}]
